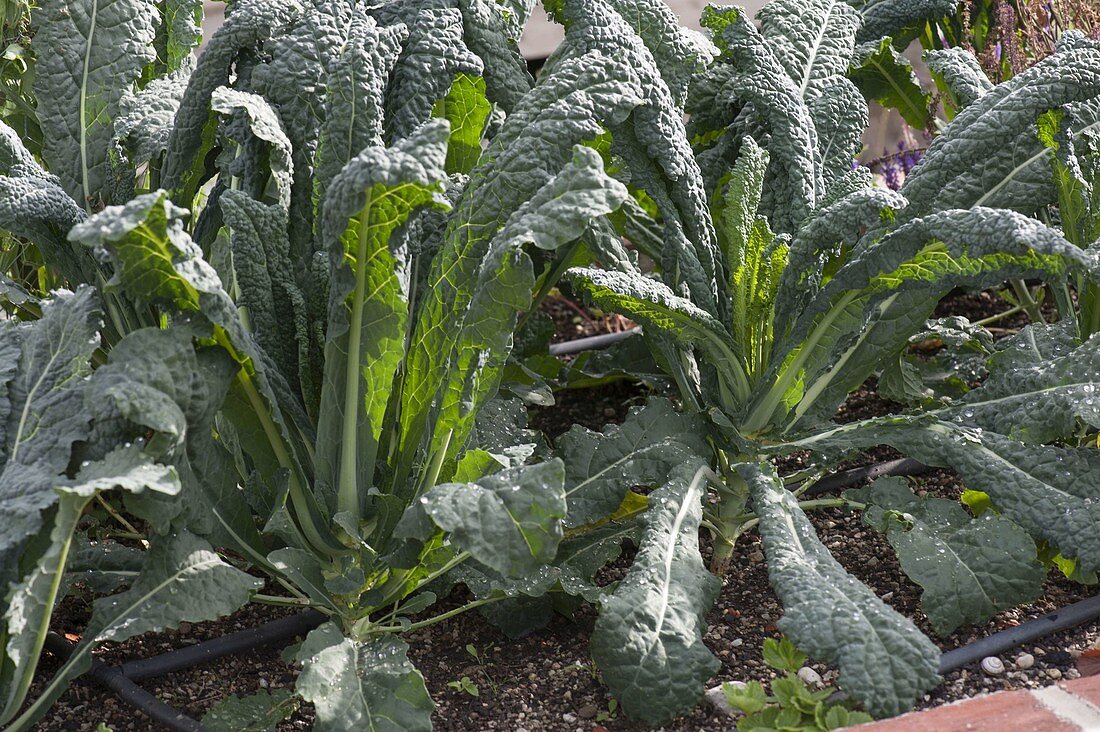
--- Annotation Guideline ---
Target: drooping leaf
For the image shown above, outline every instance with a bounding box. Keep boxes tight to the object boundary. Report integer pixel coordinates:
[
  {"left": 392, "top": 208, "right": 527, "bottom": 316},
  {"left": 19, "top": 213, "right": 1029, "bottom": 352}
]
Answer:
[
  {"left": 295, "top": 622, "right": 433, "bottom": 732},
  {"left": 925, "top": 47, "right": 993, "bottom": 111},
  {"left": 7, "top": 531, "right": 261, "bottom": 731},
  {"left": 934, "top": 329, "right": 1100, "bottom": 443},
  {"left": 317, "top": 15, "right": 405, "bottom": 212},
  {"left": 849, "top": 476, "right": 1044, "bottom": 635},
  {"left": 558, "top": 397, "right": 710, "bottom": 527},
  {"left": 162, "top": 0, "right": 303, "bottom": 204},
  {"left": 589, "top": 467, "right": 720, "bottom": 724},
  {"left": 375, "top": 2, "right": 482, "bottom": 144},
  {"left": 783, "top": 416, "right": 1100, "bottom": 574},
  {"left": 739, "top": 462, "right": 940, "bottom": 718},
  {"left": 1, "top": 447, "right": 180, "bottom": 725},
  {"left": 404, "top": 460, "right": 567, "bottom": 577},
  {"left": 0, "top": 288, "right": 100, "bottom": 592},
  {"left": 898, "top": 45, "right": 1100, "bottom": 220},
  {"left": 855, "top": 0, "right": 958, "bottom": 46}
]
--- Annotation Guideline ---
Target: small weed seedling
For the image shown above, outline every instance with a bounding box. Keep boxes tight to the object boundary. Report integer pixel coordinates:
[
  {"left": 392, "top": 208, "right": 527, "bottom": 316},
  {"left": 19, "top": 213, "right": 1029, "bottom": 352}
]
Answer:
[{"left": 722, "top": 638, "right": 873, "bottom": 731}]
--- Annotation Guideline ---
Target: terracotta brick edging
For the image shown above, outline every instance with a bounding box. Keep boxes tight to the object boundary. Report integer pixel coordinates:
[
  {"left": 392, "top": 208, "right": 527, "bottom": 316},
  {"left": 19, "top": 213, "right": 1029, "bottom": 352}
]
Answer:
[{"left": 848, "top": 675, "right": 1100, "bottom": 731}]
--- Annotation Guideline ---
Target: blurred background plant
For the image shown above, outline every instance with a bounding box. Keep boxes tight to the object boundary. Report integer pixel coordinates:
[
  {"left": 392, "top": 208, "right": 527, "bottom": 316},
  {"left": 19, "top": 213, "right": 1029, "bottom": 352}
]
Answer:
[{"left": 0, "top": 0, "right": 47, "bottom": 317}]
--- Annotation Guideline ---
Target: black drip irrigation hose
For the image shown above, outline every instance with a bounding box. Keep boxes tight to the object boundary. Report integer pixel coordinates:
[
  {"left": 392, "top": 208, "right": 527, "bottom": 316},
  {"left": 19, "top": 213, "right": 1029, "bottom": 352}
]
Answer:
[
  {"left": 43, "top": 633, "right": 211, "bottom": 732},
  {"left": 801, "top": 457, "right": 930, "bottom": 496},
  {"left": 939, "top": 593, "right": 1100, "bottom": 674},
  {"left": 547, "top": 327, "right": 640, "bottom": 356},
  {"left": 120, "top": 609, "right": 325, "bottom": 681}
]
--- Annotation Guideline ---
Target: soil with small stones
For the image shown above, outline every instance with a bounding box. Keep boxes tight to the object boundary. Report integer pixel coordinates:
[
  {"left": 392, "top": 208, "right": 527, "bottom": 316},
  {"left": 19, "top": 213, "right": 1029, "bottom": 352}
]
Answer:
[{"left": 32, "top": 289, "right": 1100, "bottom": 731}]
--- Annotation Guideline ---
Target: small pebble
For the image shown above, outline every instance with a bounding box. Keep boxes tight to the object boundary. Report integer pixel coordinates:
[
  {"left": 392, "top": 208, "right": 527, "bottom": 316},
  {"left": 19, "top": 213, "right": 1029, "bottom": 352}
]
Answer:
[
  {"left": 731, "top": 638, "right": 744, "bottom": 647},
  {"left": 1015, "top": 653, "right": 1035, "bottom": 670},
  {"left": 797, "top": 667, "right": 823, "bottom": 687},
  {"left": 980, "top": 656, "right": 1005, "bottom": 676},
  {"left": 561, "top": 713, "right": 577, "bottom": 724},
  {"left": 177, "top": 622, "right": 192, "bottom": 635},
  {"left": 748, "top": 550, "right": 764, "bottom": 563},
  {"left": 1047, "top": 668, "right": 1062, "bottom": 680},
  {"left": 705, "top": 683, "right": 743, "bottom": 719},
  {"left": 577, "top": 704, "right": 597, "bottom": 720}
]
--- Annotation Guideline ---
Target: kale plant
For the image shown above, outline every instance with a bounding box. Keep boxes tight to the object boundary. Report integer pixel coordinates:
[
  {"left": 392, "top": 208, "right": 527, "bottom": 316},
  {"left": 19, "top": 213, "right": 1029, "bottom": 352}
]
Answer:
[
  {"left": 560, "top": 0, "right": 1100, "bottom": 723},
  {"left": 0, "top": 0, "right": 680, "bottom": 726}
]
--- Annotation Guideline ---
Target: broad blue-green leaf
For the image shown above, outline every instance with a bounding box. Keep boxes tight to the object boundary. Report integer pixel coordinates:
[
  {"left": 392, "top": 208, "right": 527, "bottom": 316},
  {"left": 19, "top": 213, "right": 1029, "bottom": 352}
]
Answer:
[
  {"left": 740, "top": 461, "right": 940, "bottom": 718},
  {"left": 925, "top": 47, "right": 992, "bottom": 110},
  {"left": 6, "top": 531, "right": 261, "bottom": 731},
  {"left": 32, "top": 0, "right": 157, "bottom": 207},
  {"left": 759, "top": 0, "right": 861, "bottom": 99},
  {"left": 589, "top": 467, "right": 720, "bottom": 724},
  {"left": 567, "top": 267, "right": 750, "bottom": 406},
  {"left": 397, "top": 57, "right": 644, "bottom": 484},
  {"left": 849, "top": 37, "right": 933, "bottom": 130},
  {"left": 0, "top": 446, "right": 179, "bottom": 726},
  {"left": 783, "top": 416, "right": 1100, "bottom": 574},
  {"left": 295, "top": 622, "right": 433, "bottom": 732},
  {"left": 315, "top": 120, "right": 449, "bottom": 517},
  {"left": 412, "top": 460, "right": 567, "bottom": 577},
  {"left": 162, "top": 0, "right": 303, "bottom": 204},
  {"left": 558, "top": 397, "right": 710, "bottom": 527},
  {"left": 899, "top": 45, "right": 1100, "bottom": 219},
  {"left": 202, "top": 688, "right": 300, "bottom": 732},
  {"left": 855, "top": 0, "right": 958, "bottom": 45},
  {"left": 850, "top": 477, "right": 1044, "bottom": 635}
]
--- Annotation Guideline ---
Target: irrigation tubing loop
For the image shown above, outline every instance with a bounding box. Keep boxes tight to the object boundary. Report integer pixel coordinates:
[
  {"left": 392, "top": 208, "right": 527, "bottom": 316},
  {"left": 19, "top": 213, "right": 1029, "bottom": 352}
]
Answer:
[{"left": 36, "top": 332, "right": 1100, "bottom": 727}]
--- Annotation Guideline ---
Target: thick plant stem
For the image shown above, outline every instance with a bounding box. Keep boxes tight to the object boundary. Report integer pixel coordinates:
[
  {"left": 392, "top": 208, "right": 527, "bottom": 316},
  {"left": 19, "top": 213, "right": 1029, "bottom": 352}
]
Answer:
[
  {"left": 1010, "top": 279, "right": 1045, "bottom": 324},
  {"left": 710, "top": 466, "right": 751, "bottom": 575}
]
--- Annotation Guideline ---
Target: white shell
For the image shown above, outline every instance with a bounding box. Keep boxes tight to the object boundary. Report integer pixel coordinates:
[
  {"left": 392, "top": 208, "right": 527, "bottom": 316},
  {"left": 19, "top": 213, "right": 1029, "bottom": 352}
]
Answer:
[
  {"left": 1015, "top": 653, "right": 1035, "bottom": 670},
  {"left": 981, "top": 656, "right": 1005, "bottom": 676},
  {"left": 797, "top": 667, "right": 824, "bottom": 687}
]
